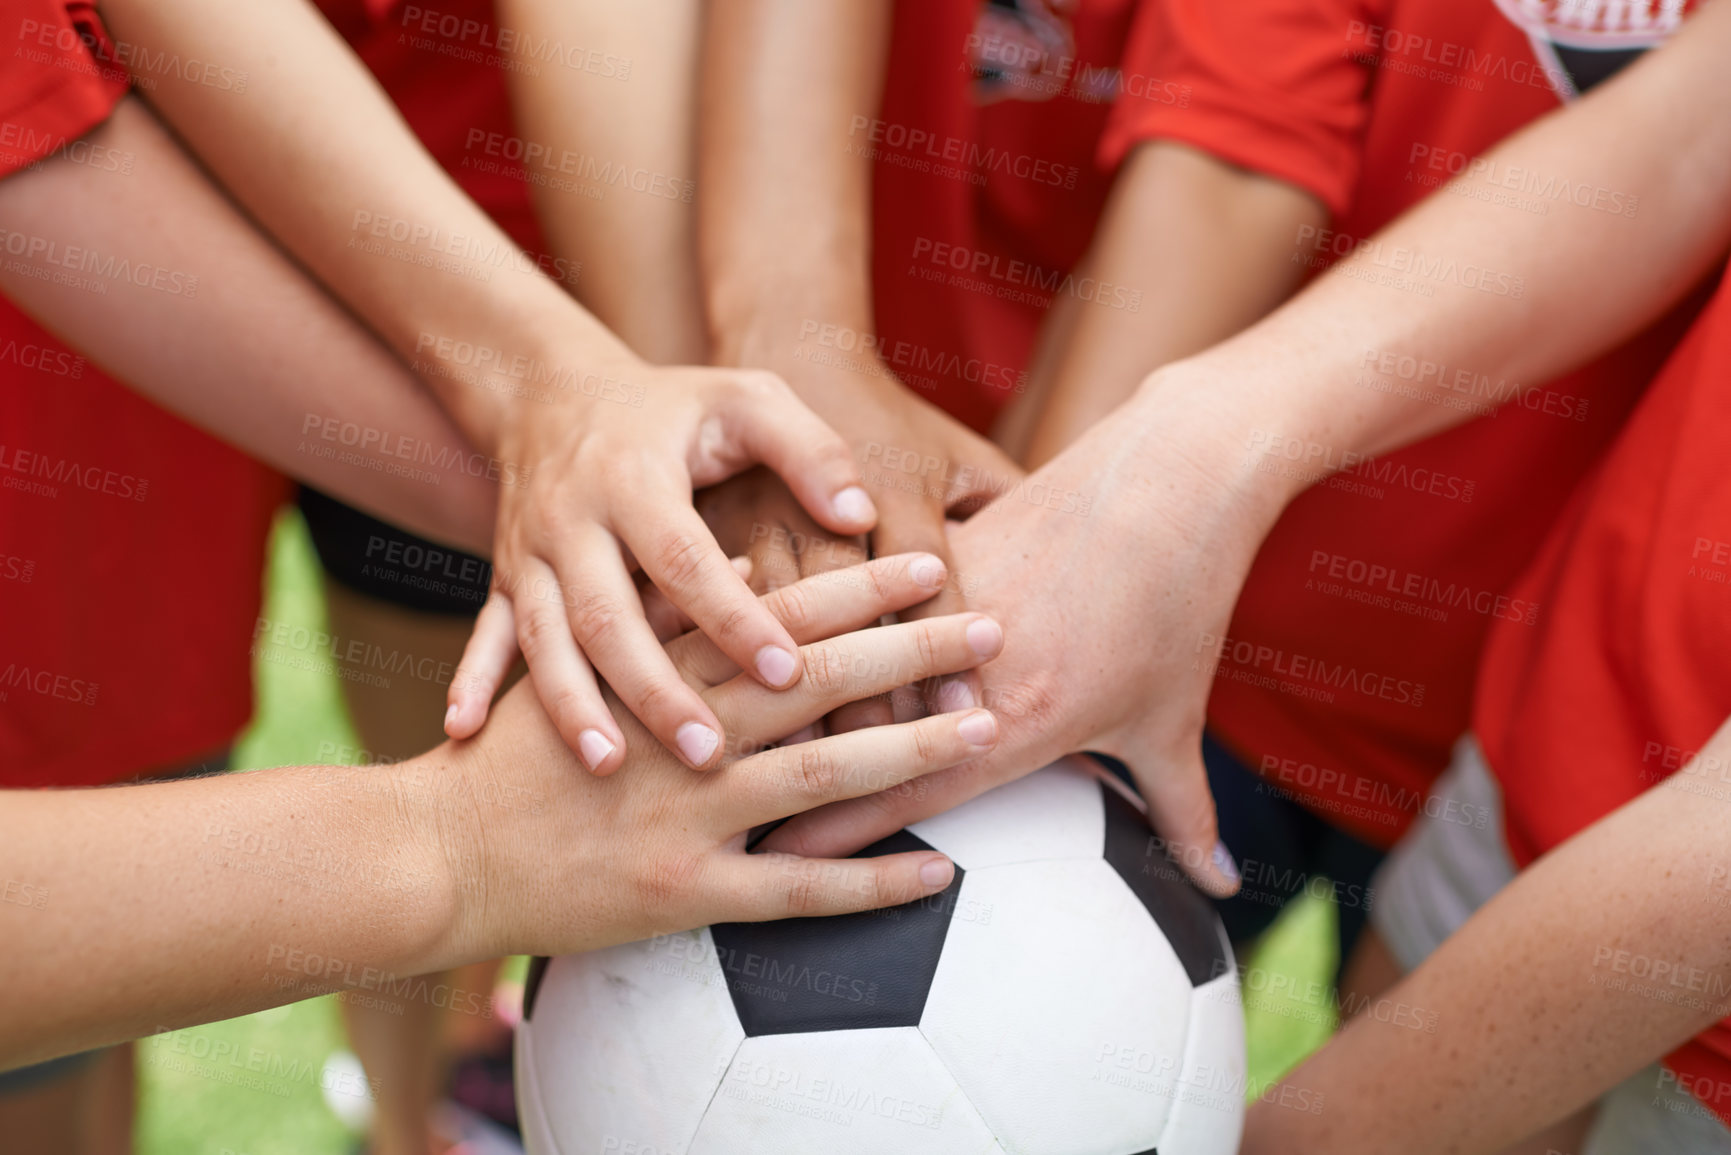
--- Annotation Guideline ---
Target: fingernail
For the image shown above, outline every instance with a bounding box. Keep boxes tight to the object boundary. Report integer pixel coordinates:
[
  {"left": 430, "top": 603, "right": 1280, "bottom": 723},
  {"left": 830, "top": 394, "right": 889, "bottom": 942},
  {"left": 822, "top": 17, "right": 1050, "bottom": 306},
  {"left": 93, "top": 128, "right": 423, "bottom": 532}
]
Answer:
[
  {"left": 577, "top": 729, "right": 616, "bottom": 772},
  {"left": 919, "top": 857, "right": 955, "bottom": 888},
  {"left": 832, "top": 485, "right": 876, "bottom": 526},
  {"left": 1211, "top": 840, "right": 1241, "bottom": 886},
  {"left": 909, "top": 554, "right": 945, "bottom": 588},
  {"left": 677, "top": 722, "right": 720, "bottom": 767},
  {"left": 955, "top": 710, "right": 997, "bottom": 747},
  {"left": 966, "top": 616, "right": 1003, "bottom": 658},
  {"left": 936, "top": 678, "right": 976, "bottom": 713},
  {"left": 755, "top": 645, "right": 798, "bottom": 687},
  {"left": 443, "top": 703, "right": 459, "bottom": 731}
]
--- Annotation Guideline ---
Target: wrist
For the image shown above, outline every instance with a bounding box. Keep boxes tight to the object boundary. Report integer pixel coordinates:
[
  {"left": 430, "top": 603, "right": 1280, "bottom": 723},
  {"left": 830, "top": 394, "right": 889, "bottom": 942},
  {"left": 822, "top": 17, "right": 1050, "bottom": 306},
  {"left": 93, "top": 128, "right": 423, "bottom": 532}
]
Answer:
[
  {"left": 1126, "top": 361, "right": 1295, "bottom": 547},
  {"left": 384, "top": 746, "right": 490, "bottom": 974},
  {"left": 707, "top": 279, "right": 876, "bottom": 375}
]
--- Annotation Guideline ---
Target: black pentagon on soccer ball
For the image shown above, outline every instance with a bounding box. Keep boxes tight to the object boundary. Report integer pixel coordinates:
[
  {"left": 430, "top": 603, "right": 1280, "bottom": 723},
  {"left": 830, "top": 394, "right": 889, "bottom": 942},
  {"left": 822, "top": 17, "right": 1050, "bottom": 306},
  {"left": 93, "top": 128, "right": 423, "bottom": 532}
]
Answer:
[
  {"left": 707, "top": 830, "right": 964, "bottom": 1036},
  {"left": 1092, "top": 753, "right": 1233, "bottom": 987}
]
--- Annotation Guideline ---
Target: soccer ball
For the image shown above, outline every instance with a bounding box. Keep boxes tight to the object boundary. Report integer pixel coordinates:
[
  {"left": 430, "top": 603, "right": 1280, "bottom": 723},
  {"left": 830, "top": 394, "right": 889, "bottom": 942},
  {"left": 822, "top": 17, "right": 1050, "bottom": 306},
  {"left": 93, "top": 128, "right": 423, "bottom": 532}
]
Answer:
[{"left": 515, "top": 756, "right": 1244, "bottom": 1154}]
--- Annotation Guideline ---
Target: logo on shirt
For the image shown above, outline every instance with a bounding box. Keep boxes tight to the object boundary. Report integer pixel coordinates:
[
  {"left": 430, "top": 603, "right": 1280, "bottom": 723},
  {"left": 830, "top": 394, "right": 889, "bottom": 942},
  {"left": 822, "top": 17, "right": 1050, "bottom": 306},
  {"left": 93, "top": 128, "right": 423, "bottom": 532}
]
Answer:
[
  {"left": 1491, "top": 0, "right": 1703, "bottom": 97},
  {"left": 965, "top": 0, "right": 1079, "bottom": 104}
]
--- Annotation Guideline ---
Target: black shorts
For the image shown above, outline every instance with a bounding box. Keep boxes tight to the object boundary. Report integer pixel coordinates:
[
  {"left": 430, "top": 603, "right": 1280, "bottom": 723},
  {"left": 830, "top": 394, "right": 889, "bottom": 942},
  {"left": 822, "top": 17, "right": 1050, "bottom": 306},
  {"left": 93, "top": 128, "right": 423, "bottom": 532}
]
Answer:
[{"left": 297, "top": 488, "right": 491, "bottom": 618}]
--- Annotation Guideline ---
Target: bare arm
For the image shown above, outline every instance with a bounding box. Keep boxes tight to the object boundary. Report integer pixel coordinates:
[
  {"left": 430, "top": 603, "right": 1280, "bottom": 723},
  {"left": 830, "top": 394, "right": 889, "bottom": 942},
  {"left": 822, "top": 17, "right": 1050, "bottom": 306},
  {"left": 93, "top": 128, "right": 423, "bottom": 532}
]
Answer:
[
  {"left": 768, "top": 0, "right": 1731, "bottom": 891},
  {"left": 0, "top": 98, "right": 495, "bottom": 552},
  {"left": 96, "top": 0, "right": 880, "bottom": 774},
  {"left": 0, "top": 558, "right": 1000, "bottom": 1071},
  {"left": 1001, "top": 141, "right": 1326, "bottom": 467},
  {"left": 1244, "top": 718, "right": 1731, "bottom": 1154},
  {"left": 699, "top": 0, "right": 1019, "bottom": 636}
]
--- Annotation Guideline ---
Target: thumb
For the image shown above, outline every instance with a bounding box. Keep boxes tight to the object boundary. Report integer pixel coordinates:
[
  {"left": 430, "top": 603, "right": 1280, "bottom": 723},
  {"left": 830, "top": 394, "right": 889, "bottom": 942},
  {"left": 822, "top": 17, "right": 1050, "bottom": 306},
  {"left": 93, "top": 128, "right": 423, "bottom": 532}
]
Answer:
[{"left": 720, "top": 370, "right": 878, "bottom": 537}]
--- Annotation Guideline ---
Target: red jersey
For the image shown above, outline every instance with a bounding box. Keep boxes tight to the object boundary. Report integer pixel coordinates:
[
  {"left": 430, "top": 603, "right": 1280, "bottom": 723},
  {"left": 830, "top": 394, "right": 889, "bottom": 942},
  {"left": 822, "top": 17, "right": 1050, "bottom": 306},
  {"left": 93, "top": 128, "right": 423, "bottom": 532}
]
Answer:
[
  {"left": 0, "top": 0, "right": 285, "bottom": 787},
  {"left": 1475, "top": 272, "right": 1731, "bottom": 1125},
  {"left": 1098, "top": 0, "right": 1705, "bottom": 845},
  {"left": 866, "top": 0, "right": 1147, "bottom": 434}
]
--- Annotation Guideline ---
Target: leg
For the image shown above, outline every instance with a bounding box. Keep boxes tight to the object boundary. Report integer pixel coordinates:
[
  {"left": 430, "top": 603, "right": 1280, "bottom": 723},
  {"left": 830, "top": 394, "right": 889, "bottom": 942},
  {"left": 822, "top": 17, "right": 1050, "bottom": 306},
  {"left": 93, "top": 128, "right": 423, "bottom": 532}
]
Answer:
[{"left": 0, "top": 1046, "right": 133, "bottom": 1155}]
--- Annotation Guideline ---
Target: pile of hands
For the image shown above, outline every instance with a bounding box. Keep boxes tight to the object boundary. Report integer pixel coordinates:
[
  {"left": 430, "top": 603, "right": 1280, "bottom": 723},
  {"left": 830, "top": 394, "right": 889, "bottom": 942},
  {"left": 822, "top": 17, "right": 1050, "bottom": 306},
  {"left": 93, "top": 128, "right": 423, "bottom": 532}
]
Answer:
[{"left": 422, "top": 336, "right": 1255, "bottom": 965}]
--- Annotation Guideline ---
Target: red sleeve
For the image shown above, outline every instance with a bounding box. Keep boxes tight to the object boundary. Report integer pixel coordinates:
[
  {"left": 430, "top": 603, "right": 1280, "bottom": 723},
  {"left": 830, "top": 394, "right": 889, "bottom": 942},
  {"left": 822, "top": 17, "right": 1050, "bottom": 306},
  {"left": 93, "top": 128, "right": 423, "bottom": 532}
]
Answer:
[
  {"left": 1099, "top": 0, "right": 1381, "bottom": 218},
  {"left": 0, "top": 0, "right": 130, "bottom": 180}
]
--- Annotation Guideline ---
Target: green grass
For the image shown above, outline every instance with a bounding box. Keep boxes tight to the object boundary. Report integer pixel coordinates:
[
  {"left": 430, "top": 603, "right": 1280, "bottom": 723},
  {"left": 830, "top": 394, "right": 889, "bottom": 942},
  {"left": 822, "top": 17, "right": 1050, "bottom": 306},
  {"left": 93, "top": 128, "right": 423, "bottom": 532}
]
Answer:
[{"left": 135, "top": 508, "right": 1339, "bottom": 1152}]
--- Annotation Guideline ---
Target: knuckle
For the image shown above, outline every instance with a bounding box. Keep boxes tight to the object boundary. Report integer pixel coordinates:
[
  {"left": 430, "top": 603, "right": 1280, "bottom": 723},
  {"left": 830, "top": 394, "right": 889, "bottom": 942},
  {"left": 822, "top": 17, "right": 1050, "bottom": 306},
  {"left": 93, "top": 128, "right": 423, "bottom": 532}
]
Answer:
[
  {"left": 652, "top": 532, "right": 711, "bottom": 592},
  {"left": 910, "top": 719, "right": 944, "bottom": 768},
  {"left": 516, "top": 608, "right": 568, "bottom": 662},
  {"left": 568, "top": 594, "right": 627, "bottom": 651},
  {"left": 801, "top": 644, "right": 853, "bottom": 698},
  {"left": 912, "top": 622, "right": 944, "bottom": 674},
  {"left": 770, "top": 581, "right": 816, "bottom": 635},
  {"left": 633, "top": 852, "right": 704, "bottom": 911},
  {"left": 795, "top": 745, "right": 842, "bottom": 798}
]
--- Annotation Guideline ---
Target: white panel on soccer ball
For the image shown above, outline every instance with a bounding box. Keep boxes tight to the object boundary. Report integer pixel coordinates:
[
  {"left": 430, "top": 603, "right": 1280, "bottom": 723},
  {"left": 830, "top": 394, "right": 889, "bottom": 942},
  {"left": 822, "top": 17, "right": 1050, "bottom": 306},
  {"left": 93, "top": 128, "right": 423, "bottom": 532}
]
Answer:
[
  {"left": 920, "top": 860, "right": 1193, "bottom": 1155},
  {"left": 1157, "top": 969, "right": 1247, "bottom": 1155},
  {"left": 689, "top": 1027, "right": 1005, "bottom": 1155},
  {"left": 517, "top": 931, "right": 743, "bottom": 1155},
  {"left": 908, "top": 757, "right": 1105, "bottom": 870}
]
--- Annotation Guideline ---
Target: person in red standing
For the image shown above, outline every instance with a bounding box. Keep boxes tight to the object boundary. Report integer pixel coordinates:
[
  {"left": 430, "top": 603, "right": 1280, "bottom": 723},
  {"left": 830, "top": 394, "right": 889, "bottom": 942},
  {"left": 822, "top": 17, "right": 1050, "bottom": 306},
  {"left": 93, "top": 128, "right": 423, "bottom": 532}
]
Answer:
[
  {"left": 1238, "top": 193, "right": 1731, "bottom": 1155},
  {"left": 761, "top": 0, "right": 1717, "bottom": 980},
  {"left": 0, "top": 3, "right": 284, "bottom": 1150}
]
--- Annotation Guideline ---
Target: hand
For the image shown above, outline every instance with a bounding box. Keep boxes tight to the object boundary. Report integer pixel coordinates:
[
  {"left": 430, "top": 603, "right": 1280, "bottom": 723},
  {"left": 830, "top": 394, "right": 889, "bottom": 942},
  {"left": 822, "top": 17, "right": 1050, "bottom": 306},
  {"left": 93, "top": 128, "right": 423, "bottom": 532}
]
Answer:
[
  {"left": 732, "top": 353, "right": 1026, "bottom": 726},
  {"left": 437, "top": 553, "right": 1009, "bottom": 959},
  {"left": 759, "top": 378, "right": 1285, "bottom": 896},
  {"left": 697, "top": 467, "right": 869, "bottom": 595},
  {"left": 443, "top": 358, "right": 878, "bottom": 774}
]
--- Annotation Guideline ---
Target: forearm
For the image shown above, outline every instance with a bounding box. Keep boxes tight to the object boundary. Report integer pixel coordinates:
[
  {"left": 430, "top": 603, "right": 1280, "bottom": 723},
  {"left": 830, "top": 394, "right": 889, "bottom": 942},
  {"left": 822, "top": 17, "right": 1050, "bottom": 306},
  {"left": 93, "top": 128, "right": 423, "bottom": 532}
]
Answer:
[
  {"left": 1159, "top": 0, "right": 1731, "bottom": 508},
  {"left": 98, "top": 0, "right": 635, "bottom": 451},
  {"left": 0, "top": 99, "right": 495, "bottom": 553},
  {"left": 0, "top": 753, "right": 473, "bottom": 1071},
  {"left": 497, "top": 0, "right": 707, "bottom": 364},
  {"left": 1247, "top": 722, "right": 1731, "bottom": 1154},
  {"left": 699, "top": 0, "right": 890, "bottom": 386},
  {"left": 1020, "top": 141, "right": 1325, "bottom": 467}
]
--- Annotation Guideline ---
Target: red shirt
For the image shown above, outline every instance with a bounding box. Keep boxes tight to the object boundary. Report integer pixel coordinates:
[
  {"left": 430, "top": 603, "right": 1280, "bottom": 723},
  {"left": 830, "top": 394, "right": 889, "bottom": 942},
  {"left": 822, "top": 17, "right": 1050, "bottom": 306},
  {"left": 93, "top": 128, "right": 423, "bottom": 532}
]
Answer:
[
  {"left": 867, "top": 0, "right": 1145, "bottom": 434},
  {"left": 1098, "top": 0, "right": 1704, "bottom": 845},
  {"left": 0, "top": 1, "right": 284, "bottom": 787},
  {"left": 1475, "top": 272, "right": 1731, "bottom": 1124}
]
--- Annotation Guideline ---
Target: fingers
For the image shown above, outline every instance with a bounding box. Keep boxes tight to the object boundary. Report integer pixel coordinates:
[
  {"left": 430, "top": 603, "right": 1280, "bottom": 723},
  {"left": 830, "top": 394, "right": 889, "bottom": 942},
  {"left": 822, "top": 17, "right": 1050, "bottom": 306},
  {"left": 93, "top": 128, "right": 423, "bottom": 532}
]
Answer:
[
  {"left": 639, "top": 556, "right": 749, "bottom": 644},
  {"left": 724, "top": 706, "right": 999, "bottom": 827},
  {"left": 444, "top": 591, "right": 519, "bottom": 740},
  {"left": 707, "top": 613, "right": 1004, "bottom": 742},
  {"left": 720, "top": 848, "right": 957, "bottom": 923},
  {"left": 670, "top": 552, "right": 948, "bottom": 684},
  {"left": 755, "top": 765, "right": 977, "bottom": 860},
  {"left": 552, "top": 527, "right": 727, "bottom": 770},
  {"left": 1126, "top": 749, "right": 1239, "bottom": 898},
  {"left": 622, "top": 488, "right": 806, "bottom": 694},
  {"left": 510, "top": 556, "right": 629, "bottom": 775},
  {"left": 870, "top": 487, "right": 970, "bottom": 623},
  {"left": 722, "top": 371, "right": 878, "bottom": 537}
]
